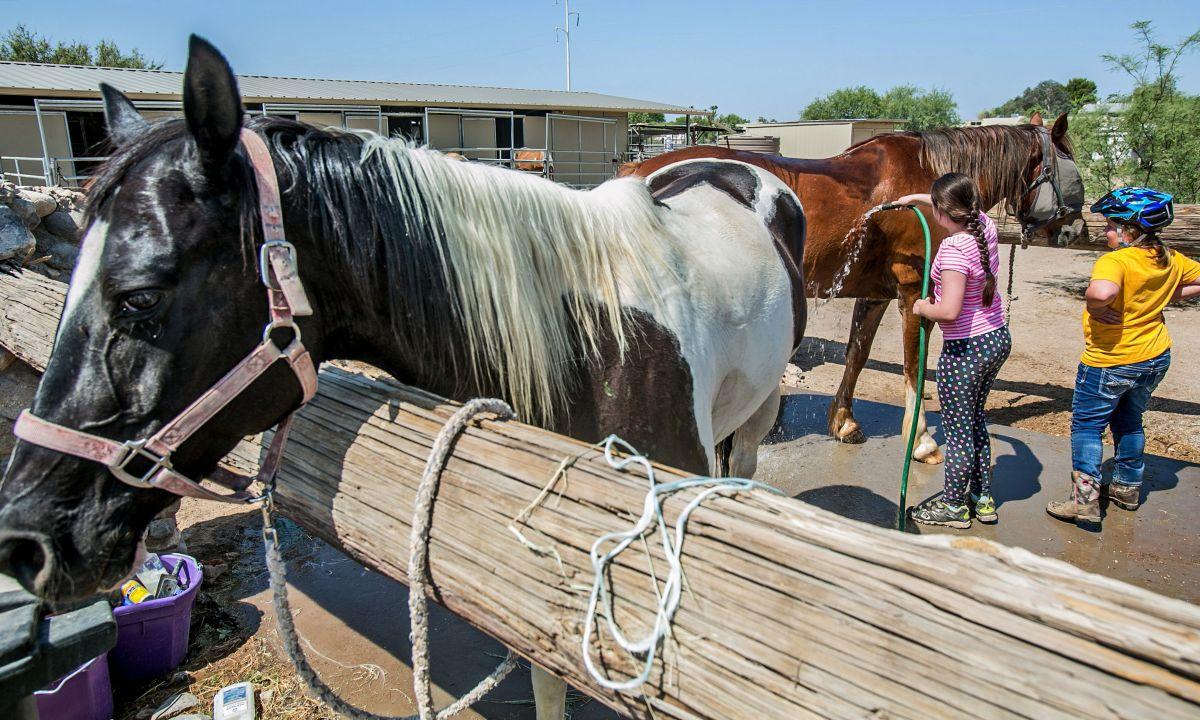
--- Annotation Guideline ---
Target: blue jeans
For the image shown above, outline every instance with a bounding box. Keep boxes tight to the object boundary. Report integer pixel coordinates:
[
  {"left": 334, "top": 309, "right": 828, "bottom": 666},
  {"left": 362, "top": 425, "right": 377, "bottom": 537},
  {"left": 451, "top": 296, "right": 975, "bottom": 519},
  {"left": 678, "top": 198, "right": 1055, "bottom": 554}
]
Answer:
[{"left": 1071, "top": 350, "right": 1170, "bottom": 488}]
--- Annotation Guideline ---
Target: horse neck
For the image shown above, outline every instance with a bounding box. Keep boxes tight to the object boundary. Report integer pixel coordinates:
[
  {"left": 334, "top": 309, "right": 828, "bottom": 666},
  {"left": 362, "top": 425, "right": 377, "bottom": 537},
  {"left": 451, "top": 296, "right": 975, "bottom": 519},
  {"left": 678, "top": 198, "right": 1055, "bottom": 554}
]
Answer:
[
  {"left": 283, "top": 194, "right": 472, "bottom": 399},
  {"left": 888, "top": 129, "right": 1039, "bottom": 210}
]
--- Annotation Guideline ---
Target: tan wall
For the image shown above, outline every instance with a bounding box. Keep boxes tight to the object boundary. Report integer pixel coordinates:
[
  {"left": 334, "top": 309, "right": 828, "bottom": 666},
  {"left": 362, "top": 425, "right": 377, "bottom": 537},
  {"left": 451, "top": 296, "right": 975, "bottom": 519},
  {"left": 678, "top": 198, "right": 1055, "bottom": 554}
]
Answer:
[
  {"left": 461, "top": 117, "right": 497, "bottom": 161},
  {"left": 426, "top": 114, "right": 461, "bottom": 149},
  {"left": 743, "top": 123, "right": 853, "bottom": 159},
  {"left": 345, "top": 115, "right": 383, "bottom": 133},
  {"left": 0, "top": 110, "right": 73, "bottom": 185},
  {"left": 297, "top": 112, "right": 343, "bottom": 130},
  {"left": 849, "top": 121, "right": 900, "bottom": 146}
]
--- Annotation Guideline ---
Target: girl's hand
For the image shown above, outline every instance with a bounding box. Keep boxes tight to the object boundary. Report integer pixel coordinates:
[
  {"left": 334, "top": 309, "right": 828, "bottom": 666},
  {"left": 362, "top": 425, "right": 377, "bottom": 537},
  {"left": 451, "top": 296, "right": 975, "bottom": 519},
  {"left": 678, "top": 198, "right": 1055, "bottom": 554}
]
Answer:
[
  {"left": 913, "top": 298, "right": 932, "bottom": 317},
  {"left": 892, "top": 193, "right": 931, "bottom": 207},
  {"left": 1087, "top": 305, "right": 1122, "bottom": 325}
]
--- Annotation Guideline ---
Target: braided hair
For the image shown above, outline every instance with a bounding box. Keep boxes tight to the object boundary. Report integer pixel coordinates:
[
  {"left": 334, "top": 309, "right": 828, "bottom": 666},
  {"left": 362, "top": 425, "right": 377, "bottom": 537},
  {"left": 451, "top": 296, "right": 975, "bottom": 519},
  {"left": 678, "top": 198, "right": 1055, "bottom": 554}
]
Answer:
[{"left": 932, "top": 172, "right": 997, "bottom": 306}]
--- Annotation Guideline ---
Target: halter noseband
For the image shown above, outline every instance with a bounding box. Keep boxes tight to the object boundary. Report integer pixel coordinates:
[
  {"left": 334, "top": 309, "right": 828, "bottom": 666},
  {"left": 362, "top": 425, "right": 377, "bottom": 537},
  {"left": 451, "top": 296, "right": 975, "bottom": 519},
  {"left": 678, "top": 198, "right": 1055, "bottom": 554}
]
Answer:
[
  {"left": 13, "top": 129, "right": 318, "bottom": 504},
  {"left": 1016, "top": 128, "right": 1076, "bottom": 240}
]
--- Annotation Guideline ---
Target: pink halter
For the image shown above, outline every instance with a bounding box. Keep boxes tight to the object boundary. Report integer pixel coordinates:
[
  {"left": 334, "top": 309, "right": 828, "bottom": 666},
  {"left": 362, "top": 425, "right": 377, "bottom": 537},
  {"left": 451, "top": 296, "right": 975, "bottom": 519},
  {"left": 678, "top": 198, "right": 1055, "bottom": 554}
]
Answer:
[{"left": 14, "top": 129, "right": 318, "bottom": 503}]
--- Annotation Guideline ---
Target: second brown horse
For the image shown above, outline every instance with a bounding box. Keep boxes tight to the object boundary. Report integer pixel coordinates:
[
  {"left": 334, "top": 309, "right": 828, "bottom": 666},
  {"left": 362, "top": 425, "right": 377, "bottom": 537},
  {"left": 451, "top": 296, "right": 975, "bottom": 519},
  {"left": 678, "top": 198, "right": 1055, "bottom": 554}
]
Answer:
[{"left": 618, "top": 113, "right": 1086, "bottom": 463}]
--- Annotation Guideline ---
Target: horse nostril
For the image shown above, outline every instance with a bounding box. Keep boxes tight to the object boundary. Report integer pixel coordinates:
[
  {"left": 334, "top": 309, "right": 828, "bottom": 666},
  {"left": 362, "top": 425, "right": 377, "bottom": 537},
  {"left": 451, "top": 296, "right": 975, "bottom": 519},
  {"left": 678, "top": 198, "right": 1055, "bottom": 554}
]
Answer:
[{"left": 0, "top": 534, "right": 51, "bottom": 594}]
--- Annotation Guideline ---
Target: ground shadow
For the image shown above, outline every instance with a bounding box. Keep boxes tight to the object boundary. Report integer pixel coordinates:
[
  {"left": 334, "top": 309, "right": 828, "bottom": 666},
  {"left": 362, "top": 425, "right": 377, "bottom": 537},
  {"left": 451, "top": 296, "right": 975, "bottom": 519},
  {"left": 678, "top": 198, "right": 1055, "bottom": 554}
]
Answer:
[
  {"left": 990, "top": 432, "right": 1043, "bottom": 507},
  {"left": 795, "top": 485, "right": 899, "bottom": 528},
  {"left": 767, "top": 392, "right": 913, "bottom": 445}
]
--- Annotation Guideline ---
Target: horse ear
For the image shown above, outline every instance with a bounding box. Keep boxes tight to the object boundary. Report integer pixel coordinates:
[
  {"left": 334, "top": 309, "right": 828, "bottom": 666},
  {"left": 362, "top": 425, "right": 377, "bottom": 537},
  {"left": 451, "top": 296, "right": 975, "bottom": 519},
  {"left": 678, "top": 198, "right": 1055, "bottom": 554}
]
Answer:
[
  {"left": 183, "top": 35, "right": 244, "bottom": 172},
  {"left": 1029, "top": 112, "right": 1043, "bottom": 126},
  {"left": 100, "top": 83, "right": 148, "bottom": 147},
  {"left": 1050, "top": 113, "right": 1069, "bottom": 143}
]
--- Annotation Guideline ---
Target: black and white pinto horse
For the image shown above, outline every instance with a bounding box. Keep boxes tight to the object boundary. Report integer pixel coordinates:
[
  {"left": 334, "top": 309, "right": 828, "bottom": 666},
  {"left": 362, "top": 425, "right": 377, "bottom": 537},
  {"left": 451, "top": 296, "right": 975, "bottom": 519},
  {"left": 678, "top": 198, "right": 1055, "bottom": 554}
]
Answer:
[{"left": 0, "top": 37, "right": 805, "bottom": 718}]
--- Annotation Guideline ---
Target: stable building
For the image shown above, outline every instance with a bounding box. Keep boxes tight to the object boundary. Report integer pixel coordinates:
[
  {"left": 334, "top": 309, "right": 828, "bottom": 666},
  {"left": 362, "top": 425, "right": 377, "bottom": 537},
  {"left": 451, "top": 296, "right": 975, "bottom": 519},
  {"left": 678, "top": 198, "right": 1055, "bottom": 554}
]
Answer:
[
  {"left": 0, "top": 61, "right": 703, "bottom": 188},
  {"left": 739, "top": 119, "right": 906, "bottom": 159}
]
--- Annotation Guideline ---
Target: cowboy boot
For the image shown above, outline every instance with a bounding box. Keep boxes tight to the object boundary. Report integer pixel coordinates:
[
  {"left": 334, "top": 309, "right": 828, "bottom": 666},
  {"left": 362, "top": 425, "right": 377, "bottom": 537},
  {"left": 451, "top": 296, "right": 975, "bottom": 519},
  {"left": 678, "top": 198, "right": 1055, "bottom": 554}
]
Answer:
[
  {"left": 1046, "top": 471, "right": 1101, "bottom": 524},
  {"left": 1104, "top": 482, "right": 1141, "bottom": 511}
]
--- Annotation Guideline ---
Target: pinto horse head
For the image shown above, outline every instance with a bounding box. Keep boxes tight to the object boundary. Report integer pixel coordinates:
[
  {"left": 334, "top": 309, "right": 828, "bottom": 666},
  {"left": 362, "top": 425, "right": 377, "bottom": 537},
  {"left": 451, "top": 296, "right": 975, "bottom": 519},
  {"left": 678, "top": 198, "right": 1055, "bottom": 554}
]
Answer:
[
  {"left": 0, "top": 37, "right": 315, "bottom": 602},
  {"left": 1018, "top": 112, "right": 1086, "bottom": 247}
]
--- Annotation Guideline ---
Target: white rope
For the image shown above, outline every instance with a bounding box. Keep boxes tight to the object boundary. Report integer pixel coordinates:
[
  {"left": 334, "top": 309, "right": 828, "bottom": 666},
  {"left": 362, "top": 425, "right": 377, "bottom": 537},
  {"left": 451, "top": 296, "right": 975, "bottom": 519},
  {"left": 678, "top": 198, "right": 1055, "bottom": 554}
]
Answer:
[
  {"left": 262, "top": 398, "right": 519, "bottom": 720},
  {"left": 580, "top": 435, "right": 779, "bottom": 691}
]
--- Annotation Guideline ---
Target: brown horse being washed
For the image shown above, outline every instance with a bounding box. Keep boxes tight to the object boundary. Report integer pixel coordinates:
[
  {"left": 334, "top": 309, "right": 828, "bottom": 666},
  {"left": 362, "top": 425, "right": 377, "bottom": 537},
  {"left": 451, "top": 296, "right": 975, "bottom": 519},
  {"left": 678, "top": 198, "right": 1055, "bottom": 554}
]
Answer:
[{"left": 619, "top": 113, "right": 1086, "bottom": 463}]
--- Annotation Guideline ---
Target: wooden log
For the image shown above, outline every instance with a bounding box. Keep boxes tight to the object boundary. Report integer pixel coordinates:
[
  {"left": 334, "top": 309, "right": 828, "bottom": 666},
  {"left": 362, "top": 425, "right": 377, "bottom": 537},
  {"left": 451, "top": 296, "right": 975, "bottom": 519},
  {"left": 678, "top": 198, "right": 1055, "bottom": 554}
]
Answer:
[{"left": 3, "top": 264, "right": 1200, "bottom": 719}]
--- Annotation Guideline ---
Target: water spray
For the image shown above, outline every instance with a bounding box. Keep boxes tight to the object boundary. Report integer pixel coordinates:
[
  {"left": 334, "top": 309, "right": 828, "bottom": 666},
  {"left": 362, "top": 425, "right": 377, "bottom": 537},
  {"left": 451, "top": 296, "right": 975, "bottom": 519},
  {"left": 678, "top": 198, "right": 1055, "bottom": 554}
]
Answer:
[{"left": 870, "top": 203, "right": 932, "bottom": 531}]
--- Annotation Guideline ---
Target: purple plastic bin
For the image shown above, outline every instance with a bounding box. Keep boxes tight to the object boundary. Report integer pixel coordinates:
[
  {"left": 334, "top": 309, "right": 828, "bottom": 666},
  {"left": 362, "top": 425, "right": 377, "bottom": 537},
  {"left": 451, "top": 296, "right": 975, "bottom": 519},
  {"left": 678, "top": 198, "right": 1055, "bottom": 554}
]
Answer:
[
  {"left": 34, "top": 652, "right": 113, "bottom": 720},
  {"left": 109, "top": 553, "right": 203, "bottom": 684}
]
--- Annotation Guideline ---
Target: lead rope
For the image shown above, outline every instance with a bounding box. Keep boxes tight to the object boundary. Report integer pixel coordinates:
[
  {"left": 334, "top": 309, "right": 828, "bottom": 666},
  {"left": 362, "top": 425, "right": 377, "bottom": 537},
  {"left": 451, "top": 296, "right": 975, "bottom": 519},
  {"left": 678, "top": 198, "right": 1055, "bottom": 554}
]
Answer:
[
  {"left": 262, "top": 398, "right": 519, "bottom": 720},
  {"left": 1004, "top": 242, "right": 1018, "bottom": 326}
]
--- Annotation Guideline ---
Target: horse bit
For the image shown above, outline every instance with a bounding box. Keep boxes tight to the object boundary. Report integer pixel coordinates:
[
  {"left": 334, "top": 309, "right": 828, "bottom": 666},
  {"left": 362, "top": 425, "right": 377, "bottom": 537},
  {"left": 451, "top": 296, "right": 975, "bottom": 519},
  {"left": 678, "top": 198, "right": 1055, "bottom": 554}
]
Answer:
[{"left": 14, "top": 129, "right": 317, "bottom": 505}]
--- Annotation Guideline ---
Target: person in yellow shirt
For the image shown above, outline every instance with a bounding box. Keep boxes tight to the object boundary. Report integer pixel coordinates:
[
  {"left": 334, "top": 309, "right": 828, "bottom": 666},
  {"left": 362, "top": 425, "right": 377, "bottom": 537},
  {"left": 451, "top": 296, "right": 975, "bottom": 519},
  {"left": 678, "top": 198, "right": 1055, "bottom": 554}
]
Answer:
[{"left": 1048, "top": 187, "right": 1200, "bottom": 525}]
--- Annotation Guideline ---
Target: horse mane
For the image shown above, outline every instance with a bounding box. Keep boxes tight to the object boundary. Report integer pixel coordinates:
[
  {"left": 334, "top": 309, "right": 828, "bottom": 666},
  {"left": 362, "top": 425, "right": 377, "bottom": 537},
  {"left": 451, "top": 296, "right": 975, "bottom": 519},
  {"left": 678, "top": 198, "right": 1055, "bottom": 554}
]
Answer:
[
  {"left": 86, "top": 116, "right": 673, "bottom": 425},
  {"left": 846, "top": 124, "right": 1070, "bottom": 208}
]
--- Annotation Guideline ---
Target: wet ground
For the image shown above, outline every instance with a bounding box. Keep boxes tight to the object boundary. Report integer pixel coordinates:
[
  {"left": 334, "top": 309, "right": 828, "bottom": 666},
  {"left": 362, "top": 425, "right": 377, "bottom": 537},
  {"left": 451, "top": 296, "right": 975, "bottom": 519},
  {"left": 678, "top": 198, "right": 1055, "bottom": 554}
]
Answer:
[{"left": 760, "top": 390, "right": 1200, "bottom": 603}]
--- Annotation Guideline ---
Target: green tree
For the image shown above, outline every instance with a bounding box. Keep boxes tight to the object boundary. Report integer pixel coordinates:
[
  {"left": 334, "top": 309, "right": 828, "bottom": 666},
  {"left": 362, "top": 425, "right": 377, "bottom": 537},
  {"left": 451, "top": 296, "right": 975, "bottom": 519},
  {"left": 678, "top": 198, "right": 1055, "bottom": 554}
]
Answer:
[
  {"left": 985, "top": 79, "right": 1072, "bottom": 118},
  {"left": 801, "top": 86, "right": 883, "bottom": 121},
  {"left": 1070, "top": 21, "right": 1200, "bottom": 202},
  {"left": 801, "top": 85, "right": 958, "bottom": 130},
  {"left": 628, "top": 112, "right": 665, "bottom": 124},
  {"left": 1065, "top": 77, "right": 1098, "bottom": 109},
  {"left": 0, "top": 24, "right": 162, "bottom": 68}
]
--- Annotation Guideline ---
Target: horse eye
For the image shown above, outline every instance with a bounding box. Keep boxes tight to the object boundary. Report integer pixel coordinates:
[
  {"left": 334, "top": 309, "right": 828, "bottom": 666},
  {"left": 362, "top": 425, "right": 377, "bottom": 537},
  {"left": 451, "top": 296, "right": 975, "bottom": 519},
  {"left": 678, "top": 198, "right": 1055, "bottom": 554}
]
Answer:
[{"left": 118, "top": 290, "right": 163, "bottom": 317}]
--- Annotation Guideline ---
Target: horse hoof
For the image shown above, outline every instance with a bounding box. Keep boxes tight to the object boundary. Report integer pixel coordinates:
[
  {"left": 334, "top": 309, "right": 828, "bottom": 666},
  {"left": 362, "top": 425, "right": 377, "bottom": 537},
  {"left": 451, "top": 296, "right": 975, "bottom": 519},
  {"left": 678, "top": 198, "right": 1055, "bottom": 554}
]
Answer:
[
  {"left": 834, "top": 424, "right": 866, "bottom": 444},
  {"left": 914, "top": 446, "right": 944, "bottom": 465}
]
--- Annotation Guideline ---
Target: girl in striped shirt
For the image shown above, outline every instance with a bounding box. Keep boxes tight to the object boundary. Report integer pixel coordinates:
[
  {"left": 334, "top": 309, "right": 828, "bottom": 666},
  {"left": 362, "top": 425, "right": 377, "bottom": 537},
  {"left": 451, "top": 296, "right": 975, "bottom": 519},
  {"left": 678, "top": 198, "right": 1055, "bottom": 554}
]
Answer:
[{"left": 893, "top": 172, "right": 1012, "bottom": 528}]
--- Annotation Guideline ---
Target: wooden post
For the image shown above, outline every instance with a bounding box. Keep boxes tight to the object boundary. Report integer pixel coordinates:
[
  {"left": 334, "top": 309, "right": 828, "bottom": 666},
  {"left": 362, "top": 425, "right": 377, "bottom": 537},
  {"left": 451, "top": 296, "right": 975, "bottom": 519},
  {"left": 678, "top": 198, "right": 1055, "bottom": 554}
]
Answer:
[{"left": 3, "top": 266, "right": 1200, "bottom": 719}]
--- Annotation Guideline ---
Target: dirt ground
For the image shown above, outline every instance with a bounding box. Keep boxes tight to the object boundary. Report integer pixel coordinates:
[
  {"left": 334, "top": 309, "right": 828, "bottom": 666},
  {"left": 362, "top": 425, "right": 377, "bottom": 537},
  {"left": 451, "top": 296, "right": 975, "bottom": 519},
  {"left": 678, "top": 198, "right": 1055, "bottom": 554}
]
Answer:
[
  {"left": 3, "top": 244, "right": 1197, "bottom": 718},
  {"left": 790, "top": 244, "right": 1200, "bottom": 464}
]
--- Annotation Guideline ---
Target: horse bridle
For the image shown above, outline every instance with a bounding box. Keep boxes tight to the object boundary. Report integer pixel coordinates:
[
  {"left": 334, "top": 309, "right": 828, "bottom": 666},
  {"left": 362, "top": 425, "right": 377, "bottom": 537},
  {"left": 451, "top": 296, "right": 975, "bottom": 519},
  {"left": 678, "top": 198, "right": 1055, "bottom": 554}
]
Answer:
[
  {"left": 13, "top": 129, "right": 318, "bottom": 504},
  {"left": 1015, "top": 128, "right": 1077, "bottom": 240}
]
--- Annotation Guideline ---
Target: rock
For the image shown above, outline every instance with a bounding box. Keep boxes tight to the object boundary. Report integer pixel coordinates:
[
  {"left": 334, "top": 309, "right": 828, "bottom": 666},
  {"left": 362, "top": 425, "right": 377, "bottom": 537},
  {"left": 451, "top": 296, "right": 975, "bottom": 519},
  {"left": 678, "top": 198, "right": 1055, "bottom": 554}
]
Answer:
[
  {"left": 18, "top": 190, "right": 56, "bottom": 218},
  {"left": 42, "top": 209, "right": 80, "bottom": 241},
  {"left": 150, "top": 691, "right": 199, "bottom": 720},
  {"left": 33, "top": 228, "right": 79, "bottom": 271},
  {"left": 172, "top": 715, "right": 211, "bottom": 720},
  {"left": 259, "top": 688, "right": 274, "bottom": 706},
  {"left": 7, "top": 196, "right": 40, "bottom": 229},
  {"left": 0, "top": 206, "right": 35, "bottom": 262},
  {"left": 145, "top": 517, "right": 182, "bottom": 553},
  {"left": 203, "top": 562, "right": 227, "bottom": 581},
  {"left": 170, "top": 670, "right": 190, "bottom": 684}
]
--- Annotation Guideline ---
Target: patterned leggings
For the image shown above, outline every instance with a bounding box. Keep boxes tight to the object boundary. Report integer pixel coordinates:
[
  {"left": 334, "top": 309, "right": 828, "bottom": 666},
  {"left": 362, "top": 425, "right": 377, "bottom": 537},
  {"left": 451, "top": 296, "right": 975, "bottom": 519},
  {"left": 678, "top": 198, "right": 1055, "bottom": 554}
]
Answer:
[{"left": 936, "top": 326, "right": 1011, "bottom": 505}]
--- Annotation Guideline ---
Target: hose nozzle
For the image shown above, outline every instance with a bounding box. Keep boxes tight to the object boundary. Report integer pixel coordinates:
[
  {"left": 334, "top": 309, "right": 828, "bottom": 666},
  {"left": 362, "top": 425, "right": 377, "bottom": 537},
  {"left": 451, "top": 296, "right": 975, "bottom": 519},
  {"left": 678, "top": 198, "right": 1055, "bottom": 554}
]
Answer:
[{"left": 879, "top": 202, "right": 908, "bottom": 211}]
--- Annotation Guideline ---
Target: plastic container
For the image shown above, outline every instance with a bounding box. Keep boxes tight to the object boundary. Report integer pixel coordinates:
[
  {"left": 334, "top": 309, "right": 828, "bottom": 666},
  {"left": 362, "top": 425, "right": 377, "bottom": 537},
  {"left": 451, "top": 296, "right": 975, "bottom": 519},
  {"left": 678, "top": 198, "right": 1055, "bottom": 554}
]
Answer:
[
  {"left": 34, "top": 652, "right": 114, "bottom": 720},
  {"left": 109, "top": 553, "right": 203, "bottom": 684}
]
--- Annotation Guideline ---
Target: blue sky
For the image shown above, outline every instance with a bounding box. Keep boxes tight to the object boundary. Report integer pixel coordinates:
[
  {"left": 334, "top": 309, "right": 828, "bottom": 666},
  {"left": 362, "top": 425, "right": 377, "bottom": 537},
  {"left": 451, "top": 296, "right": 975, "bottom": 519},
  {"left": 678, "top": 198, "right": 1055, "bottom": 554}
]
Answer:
[{"left": 3, "top": 1, "right": 1199, "bottom": 120}]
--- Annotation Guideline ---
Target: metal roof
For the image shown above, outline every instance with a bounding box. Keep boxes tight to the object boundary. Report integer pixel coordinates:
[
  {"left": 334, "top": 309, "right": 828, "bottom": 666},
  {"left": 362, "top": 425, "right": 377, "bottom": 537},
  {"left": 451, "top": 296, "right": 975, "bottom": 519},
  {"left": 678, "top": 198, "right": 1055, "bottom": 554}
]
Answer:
[{"left": 0, "top": 61, "right": 706, "bottom": 115}]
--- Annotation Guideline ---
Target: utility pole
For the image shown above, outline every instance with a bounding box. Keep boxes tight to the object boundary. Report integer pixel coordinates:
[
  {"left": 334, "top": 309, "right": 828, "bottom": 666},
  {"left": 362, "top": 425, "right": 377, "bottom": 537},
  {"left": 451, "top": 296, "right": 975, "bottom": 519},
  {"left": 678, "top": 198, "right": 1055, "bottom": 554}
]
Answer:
[{"left": 555, "top": 0, "right": 579, "bottom": 91}]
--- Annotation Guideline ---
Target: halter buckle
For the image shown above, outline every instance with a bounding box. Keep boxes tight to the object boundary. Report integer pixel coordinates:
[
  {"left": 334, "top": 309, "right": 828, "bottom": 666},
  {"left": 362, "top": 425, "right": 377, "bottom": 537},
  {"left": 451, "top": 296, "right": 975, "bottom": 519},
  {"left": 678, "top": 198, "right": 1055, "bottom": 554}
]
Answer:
[
  {"left": 110, "top": 439, "right": 172, "bottom": 489},
  {"left": 259, "top": 240, "right": 298, "bottom": 290}
]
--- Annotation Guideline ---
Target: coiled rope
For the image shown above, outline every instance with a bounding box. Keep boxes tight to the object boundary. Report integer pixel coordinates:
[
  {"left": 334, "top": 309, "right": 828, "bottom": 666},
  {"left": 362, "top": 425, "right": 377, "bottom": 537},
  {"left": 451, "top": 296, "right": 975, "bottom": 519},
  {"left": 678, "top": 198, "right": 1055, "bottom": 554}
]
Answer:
[{"left": 261, "top": 398, "right": 519, "bottom": 720}]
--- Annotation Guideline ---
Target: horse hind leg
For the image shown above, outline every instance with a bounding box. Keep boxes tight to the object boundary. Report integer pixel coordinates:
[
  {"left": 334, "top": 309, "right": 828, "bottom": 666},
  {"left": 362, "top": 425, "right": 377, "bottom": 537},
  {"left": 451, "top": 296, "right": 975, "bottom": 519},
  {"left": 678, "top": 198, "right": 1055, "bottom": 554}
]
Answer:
[
  {"left": 532, "top": 665, "right": 567, "bottom": 720},
  {"left": 828, "top": 298, "right": 890, "bottom": 444},
  {"left": 729, "top": 387, "right": 782, "bottom": 478}
]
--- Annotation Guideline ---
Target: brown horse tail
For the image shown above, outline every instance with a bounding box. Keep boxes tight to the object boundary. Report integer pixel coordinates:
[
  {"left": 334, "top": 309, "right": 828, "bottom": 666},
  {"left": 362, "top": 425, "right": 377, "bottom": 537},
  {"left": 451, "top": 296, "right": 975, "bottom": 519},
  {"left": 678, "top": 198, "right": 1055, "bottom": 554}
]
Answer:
[{"left": 967, "top": 210, "right": 997, "bottom": 307}]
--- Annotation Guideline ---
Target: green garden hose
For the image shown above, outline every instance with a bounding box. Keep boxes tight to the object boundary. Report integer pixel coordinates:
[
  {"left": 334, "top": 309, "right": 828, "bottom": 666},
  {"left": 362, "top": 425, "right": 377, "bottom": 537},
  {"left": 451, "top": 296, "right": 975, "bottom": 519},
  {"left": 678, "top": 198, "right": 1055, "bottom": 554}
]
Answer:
[{"left": 879, "top": 203, "right": 932, "bottom": 531}]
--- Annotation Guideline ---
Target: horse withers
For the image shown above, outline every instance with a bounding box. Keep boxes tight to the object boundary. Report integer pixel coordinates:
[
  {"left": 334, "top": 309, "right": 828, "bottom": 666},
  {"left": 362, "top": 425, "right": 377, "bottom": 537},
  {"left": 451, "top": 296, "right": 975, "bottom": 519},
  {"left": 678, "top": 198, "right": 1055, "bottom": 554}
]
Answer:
[
  {"left": 0, "top": 36, "right": 805, "bottom": 718},
  {"left": 620, "top": 114, "right": 1085, "bottom": 463}
]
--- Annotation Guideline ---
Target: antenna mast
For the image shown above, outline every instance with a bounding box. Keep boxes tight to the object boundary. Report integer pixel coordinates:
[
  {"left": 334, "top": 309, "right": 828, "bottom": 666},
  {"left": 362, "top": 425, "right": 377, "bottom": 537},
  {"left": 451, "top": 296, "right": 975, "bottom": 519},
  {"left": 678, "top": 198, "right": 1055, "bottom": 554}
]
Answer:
[{"left": 555, "top": 0, "right": 580, "bottom": 90}]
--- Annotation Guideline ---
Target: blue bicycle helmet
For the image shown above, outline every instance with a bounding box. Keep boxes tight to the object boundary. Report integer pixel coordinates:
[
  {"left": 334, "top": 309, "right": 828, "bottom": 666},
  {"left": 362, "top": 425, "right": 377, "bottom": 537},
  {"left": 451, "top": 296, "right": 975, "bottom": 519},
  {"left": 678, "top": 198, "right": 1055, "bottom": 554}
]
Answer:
[{"left": 1091, "top": 186, "right": 1174, "bottom": 232}]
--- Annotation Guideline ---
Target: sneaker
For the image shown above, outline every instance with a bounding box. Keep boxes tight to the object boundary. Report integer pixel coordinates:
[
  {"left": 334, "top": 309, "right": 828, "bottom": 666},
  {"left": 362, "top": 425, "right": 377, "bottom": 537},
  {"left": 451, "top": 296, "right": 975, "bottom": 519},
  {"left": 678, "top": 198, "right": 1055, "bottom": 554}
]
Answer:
[
  {"left": 1046, "top": 471, "right": 1101, "bottom": 525},
  {"left": 971, "top": 493, "right": 998, "bottom": 523},
  {"left": 910, "top": 497, "right": 971, "bottom": 529},
  {"left": 1104, "top": 482, "right": 1140, "bottom": 511}
]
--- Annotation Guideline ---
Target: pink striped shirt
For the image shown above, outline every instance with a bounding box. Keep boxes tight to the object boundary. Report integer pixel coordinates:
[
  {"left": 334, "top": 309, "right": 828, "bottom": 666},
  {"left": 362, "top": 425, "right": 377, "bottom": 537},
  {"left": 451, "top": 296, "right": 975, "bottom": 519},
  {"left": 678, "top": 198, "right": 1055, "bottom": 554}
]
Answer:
[{"left": 930, "top": 212, "right": 1005, "bottom": 340}]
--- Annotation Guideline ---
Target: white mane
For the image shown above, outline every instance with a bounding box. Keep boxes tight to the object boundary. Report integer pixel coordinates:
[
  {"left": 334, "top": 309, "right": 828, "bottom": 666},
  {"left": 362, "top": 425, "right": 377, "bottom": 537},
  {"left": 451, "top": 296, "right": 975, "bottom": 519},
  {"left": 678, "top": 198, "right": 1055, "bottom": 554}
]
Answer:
[{"left": 359, "top": 135, "right": 676, "bottom": 423}]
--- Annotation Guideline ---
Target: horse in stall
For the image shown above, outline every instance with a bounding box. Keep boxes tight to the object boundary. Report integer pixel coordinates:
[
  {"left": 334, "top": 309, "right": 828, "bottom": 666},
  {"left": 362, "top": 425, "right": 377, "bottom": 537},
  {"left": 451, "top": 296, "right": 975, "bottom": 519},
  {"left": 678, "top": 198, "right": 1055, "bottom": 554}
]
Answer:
[
  {"left": 618, "top": 115, "right": 1085, "bottom": 463},
  {"left": 0, "top": 37, "right": 806, "bottom": 719}
]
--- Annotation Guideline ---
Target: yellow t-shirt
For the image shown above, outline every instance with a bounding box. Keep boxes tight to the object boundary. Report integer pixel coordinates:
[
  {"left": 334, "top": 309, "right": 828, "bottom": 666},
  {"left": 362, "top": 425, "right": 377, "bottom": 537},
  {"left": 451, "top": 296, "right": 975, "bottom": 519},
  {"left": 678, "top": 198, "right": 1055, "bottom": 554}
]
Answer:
[{"left": 1081, "top": 246, "right": 1200, "bottom": 367}]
